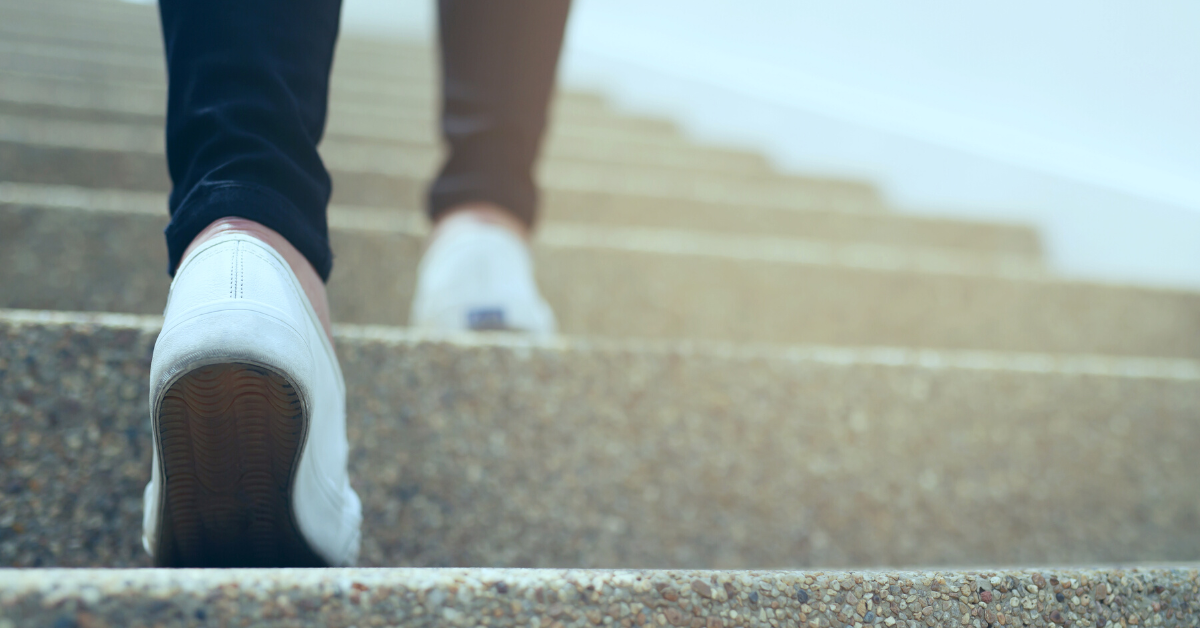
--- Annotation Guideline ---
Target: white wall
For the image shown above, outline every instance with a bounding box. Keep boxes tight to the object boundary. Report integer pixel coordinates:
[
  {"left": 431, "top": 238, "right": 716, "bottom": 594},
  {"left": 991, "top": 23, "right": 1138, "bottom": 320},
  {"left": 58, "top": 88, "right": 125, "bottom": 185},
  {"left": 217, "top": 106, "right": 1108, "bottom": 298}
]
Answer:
[{"left": 343, "top": 0, "right": 1200, "bottom": 288}]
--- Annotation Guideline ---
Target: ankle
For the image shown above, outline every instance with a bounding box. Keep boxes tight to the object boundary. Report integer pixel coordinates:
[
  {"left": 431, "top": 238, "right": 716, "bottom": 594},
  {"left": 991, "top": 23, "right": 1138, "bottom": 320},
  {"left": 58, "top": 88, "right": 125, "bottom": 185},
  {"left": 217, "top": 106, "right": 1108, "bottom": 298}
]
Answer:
[
  {"left": 432, "top": 203, "right": 530, "bottom": 244},
  {"left": 185, "top": 218, "right": 335, "bottom": 344}
]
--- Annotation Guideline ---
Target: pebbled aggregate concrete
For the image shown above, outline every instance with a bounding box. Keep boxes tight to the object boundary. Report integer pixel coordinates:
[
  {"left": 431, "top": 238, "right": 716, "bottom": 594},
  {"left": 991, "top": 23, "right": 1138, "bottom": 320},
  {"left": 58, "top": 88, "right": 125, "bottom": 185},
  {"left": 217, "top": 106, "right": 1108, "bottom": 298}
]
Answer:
[
  {"left": 0, "top": 137, "right": 878, "bottom": 216},
  {"left": 3, "top": 311, "right": 1199, "bottom": 569},
  {"left": 0, "top": 133, "right": 872, "bottom": 214},
  {"left": 0, "top": 169, "right": 1038, "bottom": 255},
  {"left": 1, "top": 567, "right": 1198, "bottom": 628},
  {"left": 0, "top": 113, "right": 881, "bottom": 212},
  {"left": 0, "top": 81, "right": 762, "bottom": 173},
  {"left": 0, "top": 77, "right": 680, "bottom": 148},
  {"left": 9, "top": 200, "right": 1200, "bottom": 359}
]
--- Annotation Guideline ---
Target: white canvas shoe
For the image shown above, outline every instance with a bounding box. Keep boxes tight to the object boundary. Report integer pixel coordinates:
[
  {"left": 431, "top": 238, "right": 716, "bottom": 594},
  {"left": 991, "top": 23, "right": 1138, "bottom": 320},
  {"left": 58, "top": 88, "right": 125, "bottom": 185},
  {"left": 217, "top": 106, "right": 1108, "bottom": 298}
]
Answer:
[
  {"left": 410, "top": 216, "right": 557, "bottom": 334},
  {"left": 142, "top": 232, "right": 361, "bottom": 567}
]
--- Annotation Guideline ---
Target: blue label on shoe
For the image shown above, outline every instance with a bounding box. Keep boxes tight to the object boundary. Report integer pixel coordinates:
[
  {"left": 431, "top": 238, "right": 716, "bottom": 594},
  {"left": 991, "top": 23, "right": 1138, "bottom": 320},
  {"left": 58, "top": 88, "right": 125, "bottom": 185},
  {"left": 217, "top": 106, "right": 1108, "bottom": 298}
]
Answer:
[{"left": 467, "top": 308, "right": 508, "bottom": 330}]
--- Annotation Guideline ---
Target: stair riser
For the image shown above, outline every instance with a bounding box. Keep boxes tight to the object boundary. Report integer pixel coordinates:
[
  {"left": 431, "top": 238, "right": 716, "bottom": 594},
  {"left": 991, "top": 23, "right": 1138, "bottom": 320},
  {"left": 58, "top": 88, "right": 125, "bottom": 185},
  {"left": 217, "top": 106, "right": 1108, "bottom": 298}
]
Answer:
[
  {"left": 0, "top": 1, "right": 454, "bottom": 56},
  {"left": 0, "top": 14, "right": 451, "bottom": 79},
  {"left": 0, "top": 23, "right": 440, "bottom": 70},
  {"left": 0, "top": 35, "right": 440, "bottom": 81},
  {"left": 543, "top": 195, "right": 1039, "bottom": 255},
  {"left": 0, "top": 68, "right": 661, "bottom": 136},
  {"left": 1, "top": 143, "right": 806, "bottom": 219},
  {"left": 0, "top": 97, "right": 763, "bottom": 174},
  {"left": 1, "top": 203, "right": 1195, "bottom": 360},
  {"left": 0, "top": 86, "right": 682, "bottom": 151},
  {"left": 3, "top": 567, "right": 1197, "bottom": 628},
  {"left": 4, "top": 314, "right": 1200, "bottom": 570},
  {"left": 0, "top": 135, "right": 881, "bottom": 213},
  {"left": 0, "top": 111, "right": 776, "bottom": 183},
  {"left": 0, "top": 39, "right": 494, "bottom": 93},
  {"left": 0, "top": 181, "right": 1040, "bottom": 257}
]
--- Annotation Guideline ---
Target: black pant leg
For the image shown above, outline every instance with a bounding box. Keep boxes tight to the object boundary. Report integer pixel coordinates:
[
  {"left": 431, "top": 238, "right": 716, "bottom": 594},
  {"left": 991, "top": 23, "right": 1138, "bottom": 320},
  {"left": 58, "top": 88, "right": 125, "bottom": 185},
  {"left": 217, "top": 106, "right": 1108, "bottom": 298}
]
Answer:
[
  {"left": 159, "top": 0, "right": 342, "bottom": 281},
  {"left": 430, "top": 0, "right": 572, "bottom": 227}
]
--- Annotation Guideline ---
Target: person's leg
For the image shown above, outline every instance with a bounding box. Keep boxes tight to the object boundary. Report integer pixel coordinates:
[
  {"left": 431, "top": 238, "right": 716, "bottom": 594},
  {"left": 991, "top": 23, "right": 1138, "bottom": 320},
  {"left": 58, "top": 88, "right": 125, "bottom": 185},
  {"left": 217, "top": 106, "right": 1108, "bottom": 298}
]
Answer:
[
  {"left": 413, "top": 0, "right": 571, "bottom": 333},
  {"left": 429, "top": 0, "right": 571, "bottom": 227},
  {"left": 160, "top": 0, "right": 341, "bottom": 339},
  {"left": 144, "top": 0, "right": 361, "bottom": 568}
]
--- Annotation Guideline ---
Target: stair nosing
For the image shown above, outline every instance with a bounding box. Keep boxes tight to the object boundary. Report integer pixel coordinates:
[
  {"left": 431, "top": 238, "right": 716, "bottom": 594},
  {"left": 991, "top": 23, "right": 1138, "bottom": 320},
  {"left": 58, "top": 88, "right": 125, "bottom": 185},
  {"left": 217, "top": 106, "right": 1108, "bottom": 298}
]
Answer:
[
  {"left": 0, "top": 183, "right": 1038, "bottom": 279},
  {"left": 5, "top": 307, "right": 1198, "bottom": 381}
]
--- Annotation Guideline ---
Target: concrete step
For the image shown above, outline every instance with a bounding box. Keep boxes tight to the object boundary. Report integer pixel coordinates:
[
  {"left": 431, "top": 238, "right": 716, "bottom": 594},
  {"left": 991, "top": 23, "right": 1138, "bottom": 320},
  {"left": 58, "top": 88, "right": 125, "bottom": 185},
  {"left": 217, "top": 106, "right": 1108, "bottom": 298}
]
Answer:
[
  {"left": 0, "top": 2, "right": 461, "bottom": 81},
  {"left": 4, "top": 309, "right": 1200, "bottom": 569},
  {"left": 0, "top": 24, "right": 437, "bottom": 75},
  {"left": 0, "top": 140, "right": 879, "bottom": 218},
  {"left": 0, "top": 6, "right": 731, "bottom": 146},
  {"left": 0, "top": 2, "right": 160, "bottom": 39},
  {"left": 0, "top": 179, "right": 1037, "bottom": 259},
  {"left": 0, "top": 45, "right": 583, "bottom": 121},
  {"left": 0, "top": 114, "right": 883, "bottom": 212},
  {"left": 0, "top": 29, "right": 445, "bottom": 87},
  {"left": 8, "top": 190, "right": 1200, "bottom": 358},
  {"left": 0, "top": 28, "right": 593, "bottom": 125},
  {"left": 3, "top": 568, "right": 1197, "bottom": 628},
  {"left": 0, "top": 80, "right": 771, "bottom": 176},
  {"left": 0, "top": 54, "right": 623, "bottom": 124},
  {"left": 3, "top": 0, "right": 163, "bottom": 21},
  {"left": 0, "top": 68, "right": 685, "bottom": 140},
  {"left": 0, "top": 19, "right": 166, "bottom": 54},
  {"left": 0, "top": 2, "right": 442, "bottom": 68}
]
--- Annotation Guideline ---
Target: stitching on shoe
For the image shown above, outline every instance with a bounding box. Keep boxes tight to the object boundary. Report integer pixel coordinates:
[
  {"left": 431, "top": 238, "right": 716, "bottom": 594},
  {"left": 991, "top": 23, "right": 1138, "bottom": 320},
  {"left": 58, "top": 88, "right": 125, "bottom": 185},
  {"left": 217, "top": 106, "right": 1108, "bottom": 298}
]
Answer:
[
  {"left": 241, "top": 247, "right": 296, "bottom": 291},
  {"left": 229, "top": 241, "right": 237, "bottom": 299},
  {"left": 241, "top": 241, "right": 248, "bottom": 300},
  {"left": 177, "top": 241, "right": 229, "bottom": 276},
  {"left": 242, "top": 246, "right": 302, "bottom": 303},
  {"left": 239, "top": 245, "right": 341, "bottom": 374}
]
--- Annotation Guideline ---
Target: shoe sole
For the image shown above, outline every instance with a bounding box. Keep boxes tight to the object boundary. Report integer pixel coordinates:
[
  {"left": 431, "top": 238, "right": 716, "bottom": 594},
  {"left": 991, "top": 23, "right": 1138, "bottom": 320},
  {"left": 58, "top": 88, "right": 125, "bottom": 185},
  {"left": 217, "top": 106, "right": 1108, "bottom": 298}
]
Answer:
[{"left": 153, "top": 362, "right": 327, "bottom": 567}]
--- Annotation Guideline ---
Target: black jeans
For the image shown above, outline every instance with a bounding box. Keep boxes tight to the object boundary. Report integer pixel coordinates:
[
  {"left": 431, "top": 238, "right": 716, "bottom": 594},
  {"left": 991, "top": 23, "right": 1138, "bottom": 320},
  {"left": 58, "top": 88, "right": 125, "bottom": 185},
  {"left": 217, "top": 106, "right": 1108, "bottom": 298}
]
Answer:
[{"left": 159, "top": 0, "right": 571, "bottom": 281}]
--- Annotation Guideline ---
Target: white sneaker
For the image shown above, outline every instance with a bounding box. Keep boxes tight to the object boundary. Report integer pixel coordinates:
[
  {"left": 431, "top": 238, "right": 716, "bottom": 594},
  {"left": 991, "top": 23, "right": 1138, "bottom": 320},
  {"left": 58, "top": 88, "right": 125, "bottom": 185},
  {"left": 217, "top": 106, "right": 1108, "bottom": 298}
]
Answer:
[
  {"left": 142, "top": 232, "right": 362, "bottom": 567},
  {"left": 409, "top": 216, "right": 557, "bottom": 334}
]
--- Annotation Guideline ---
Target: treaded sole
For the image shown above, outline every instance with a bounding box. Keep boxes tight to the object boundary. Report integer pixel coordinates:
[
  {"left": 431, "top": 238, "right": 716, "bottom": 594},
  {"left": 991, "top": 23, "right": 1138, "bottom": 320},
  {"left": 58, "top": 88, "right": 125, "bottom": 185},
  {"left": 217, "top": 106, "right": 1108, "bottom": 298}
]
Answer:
[{"left": 153, "top": 363, "right": 327, "bottom": 567}]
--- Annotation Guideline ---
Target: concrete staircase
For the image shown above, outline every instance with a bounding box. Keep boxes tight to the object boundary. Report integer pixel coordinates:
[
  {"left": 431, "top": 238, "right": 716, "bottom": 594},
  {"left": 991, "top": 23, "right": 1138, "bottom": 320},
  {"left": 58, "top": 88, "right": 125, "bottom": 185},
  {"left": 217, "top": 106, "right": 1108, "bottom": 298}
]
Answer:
[{"left": 1, "top": 0, "right": 1198, "bottom": 626}]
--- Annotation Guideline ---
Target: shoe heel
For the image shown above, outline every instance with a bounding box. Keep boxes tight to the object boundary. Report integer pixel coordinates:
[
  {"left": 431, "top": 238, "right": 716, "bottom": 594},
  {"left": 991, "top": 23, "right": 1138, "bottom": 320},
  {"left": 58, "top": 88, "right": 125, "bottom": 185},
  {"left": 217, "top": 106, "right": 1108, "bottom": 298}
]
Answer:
[{"left": 153, "top": 362, "right": 327, "bottom": 567}]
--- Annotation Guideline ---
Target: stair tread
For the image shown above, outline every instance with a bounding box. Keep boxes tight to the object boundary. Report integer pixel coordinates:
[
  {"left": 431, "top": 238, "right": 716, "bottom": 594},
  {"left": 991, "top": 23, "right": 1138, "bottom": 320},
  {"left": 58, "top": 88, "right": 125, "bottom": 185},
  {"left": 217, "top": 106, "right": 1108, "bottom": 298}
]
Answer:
[
  {"left": 5, "top": 567, "right": 1197, "bottom": 628},
  {"left": 0, "top": 181, "right": 1040, "bottom": 259},
  {"left": 0, "top": 112, "right": 878, "bottom": 206},
  {"left": 4, "top": 309, "right": 1199, "bottom": 570},
  {"left": 9, "top": 193, "right": 1200, "bottom": 358}
]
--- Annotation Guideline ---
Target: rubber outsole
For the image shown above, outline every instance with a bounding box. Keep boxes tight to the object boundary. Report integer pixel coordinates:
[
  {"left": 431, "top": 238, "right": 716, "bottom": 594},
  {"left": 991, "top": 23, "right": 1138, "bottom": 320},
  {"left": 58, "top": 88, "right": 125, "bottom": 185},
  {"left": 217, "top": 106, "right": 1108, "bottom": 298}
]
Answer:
[{"left": 152, "top": 362, "right": 327, "bottom": 567}]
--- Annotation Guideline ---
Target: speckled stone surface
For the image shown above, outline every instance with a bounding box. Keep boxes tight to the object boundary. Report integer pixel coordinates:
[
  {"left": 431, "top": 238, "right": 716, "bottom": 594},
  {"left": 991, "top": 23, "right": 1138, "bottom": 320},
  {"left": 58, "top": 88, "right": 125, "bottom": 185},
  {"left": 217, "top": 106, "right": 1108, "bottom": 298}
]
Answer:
[
  {"left": 4, "top": 311, "right": 1199, "bottom": 569},
  {"left": 536, "top": 190, "right": 1039, "bottom": 256},
  {"left": 0, "top": 76, "right": 684, "bottom": 152},
  {"left": 0, "top": 70, "right": 680, "bottom": 141},
  {"left": 0, "top": 112, "right": 881, "bottom": 212},
  {"left": 0, "top": 41, "right": 608, "bottom": 120},
  {"left": 2, "top": 567, "right": 1199, "bottom": 628},
  {"left": 0, "top": 91, "right": 766, "bottom": 179},
  {"left": 0, "top": 176, "right": 1039, "bottom": 256},
  {"left": 0, "top": 91, "right": 763, "bottom": 174},
  {"left": 0, "top": 134, "right": 878, "bottom": 213},
  {"left": 7, "top": 201, "right": 1200, "bottom": 358}
]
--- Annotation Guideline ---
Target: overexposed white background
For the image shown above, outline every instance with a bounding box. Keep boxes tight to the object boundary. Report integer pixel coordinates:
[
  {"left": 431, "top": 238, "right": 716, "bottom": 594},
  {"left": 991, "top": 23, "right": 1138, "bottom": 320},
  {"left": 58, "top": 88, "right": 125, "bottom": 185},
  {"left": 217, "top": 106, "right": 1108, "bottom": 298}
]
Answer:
[{"left": 347, "top": 1, "right": 1200, "bottom": 288}]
